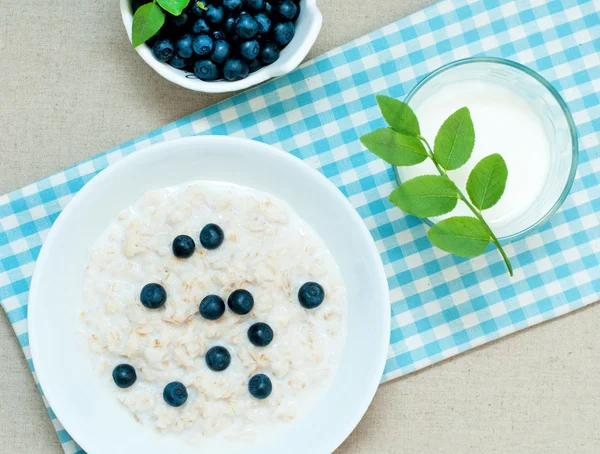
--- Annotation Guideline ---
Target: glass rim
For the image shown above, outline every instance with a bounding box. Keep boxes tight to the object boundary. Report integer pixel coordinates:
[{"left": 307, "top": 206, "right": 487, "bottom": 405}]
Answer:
[{"left": 394, "top": 56, "right": 579, "bottom": 243}]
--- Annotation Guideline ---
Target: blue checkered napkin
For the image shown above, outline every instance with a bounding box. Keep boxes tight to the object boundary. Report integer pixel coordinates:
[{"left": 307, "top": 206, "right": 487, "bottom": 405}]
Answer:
[{"left": 2, "top": 0, "right": 600, "bottom": 452}]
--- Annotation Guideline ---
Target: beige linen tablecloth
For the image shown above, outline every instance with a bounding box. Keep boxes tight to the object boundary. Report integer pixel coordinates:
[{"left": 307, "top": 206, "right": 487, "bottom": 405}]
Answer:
[{"left": 1, "top": 1, "right": 599, "bottom": 452}]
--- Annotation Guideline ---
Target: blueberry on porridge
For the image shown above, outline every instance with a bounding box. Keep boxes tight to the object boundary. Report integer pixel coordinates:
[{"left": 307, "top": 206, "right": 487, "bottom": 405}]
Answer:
[
  {"left": 112, "top": 364, "right": 137, "bottom": 389},
  {"left": 199, "top": 223, "right": 224, "bottom": 250},
  {"left": 80, "top": 181, "right": 346, "bottom": 440},
  {"left": 205, "top": 346, "right": 232, "bottom": 372},
  {"left": 172, "top": 234, "right": 196, "bottom": 258},
  {"left": 248, "top": 374, "right": 272, "bottom": 400},
  {"left": 199, "top": 294, "right": 226, "bottom": 321},
  {"left": 227, "top": 289, "right": 254, "bottom": 315},
  {"left": 298, "top": 282, "right": 325, "bottom": 309},
  {"left": 247, "top": 322, "right": 274, "bottom": 347},
  {"left": 163, "top": 381, "right": 188, "bottom": 407},
  {"left": 139, "top": 283, "right": 167, "bottom": 309}
]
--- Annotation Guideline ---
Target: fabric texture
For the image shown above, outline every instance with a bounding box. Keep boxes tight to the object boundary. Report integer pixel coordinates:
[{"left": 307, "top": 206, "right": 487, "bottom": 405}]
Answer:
[{"left": 0, "top": 0, "right": 599, "bottom": 452}]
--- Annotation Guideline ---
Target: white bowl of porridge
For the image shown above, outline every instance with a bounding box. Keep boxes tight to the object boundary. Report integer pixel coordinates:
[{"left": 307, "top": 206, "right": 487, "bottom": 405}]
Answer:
[{"left": 28, "top": 136, "right": 390, "bottom": 454}]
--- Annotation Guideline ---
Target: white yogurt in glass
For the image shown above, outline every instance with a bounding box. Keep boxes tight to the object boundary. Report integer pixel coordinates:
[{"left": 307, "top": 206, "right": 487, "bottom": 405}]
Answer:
[
  {"left": 78, "top": 181, "right": 347, "bottom": 443},
  {"left": 396, "top": 58, "right": 577, "bottom": 240}
]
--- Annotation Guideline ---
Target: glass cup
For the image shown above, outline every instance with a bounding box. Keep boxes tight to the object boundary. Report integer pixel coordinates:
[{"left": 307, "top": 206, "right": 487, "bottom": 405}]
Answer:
[{"left": 395, "top": 57, "right": 578, "bottom": 242}]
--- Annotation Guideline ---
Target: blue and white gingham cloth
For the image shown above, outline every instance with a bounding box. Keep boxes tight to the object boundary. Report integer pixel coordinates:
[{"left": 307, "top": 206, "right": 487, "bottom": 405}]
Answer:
[{"left": 1, "top": 0, "right": 600, "bottom": 451}]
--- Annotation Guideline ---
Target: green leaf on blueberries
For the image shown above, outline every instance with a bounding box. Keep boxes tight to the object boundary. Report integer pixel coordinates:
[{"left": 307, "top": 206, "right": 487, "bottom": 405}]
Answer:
[
  {"left": 156, "top": 0, "right": 191, "bottom": 16},
  {"left": 132, "top": 2, "right": 165, "bottom": 48},
  {"left": 376, "top": 95, "right": 420, "bottom": 137},
  {"left": 466, "top": 153, "right": 508, "bottom": 210},
  {"left": 389, "top": 175, "right": 458, "bottom": 217},
  {"left": 434, "top": 107, "right": 475, "bottom": 171},
  {"left": 428, "top": 216, "right": 490, "bottom": 257},
  {"left": 360, "top": 128, "right": 427, "bottom": 166}
]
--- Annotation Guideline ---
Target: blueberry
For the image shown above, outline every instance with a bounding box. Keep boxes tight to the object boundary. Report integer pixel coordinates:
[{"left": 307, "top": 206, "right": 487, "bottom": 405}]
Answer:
[
  {"left": 211, "top": 39, "right": 231, "bottom": 63},
  {"left": 199, "top": 295, "right": 226, "bottom": 320},
  {"left": 243, "top": 0, "right": 264, "bottom": 12},
  {"left": 227, "top": 289, "right": 254, "bottom": 314},
  {"left": 112, "top": 364, "right": 136, "bottom": 389},
  {"left": 194, "top": 60, "right": 219, "bottom": 80},
  {"left": 163, "top": 382, "right": 188, "bottom": 407},
  {"left": 169, "top": 54, "right": 189, "bottom": 69},
  {"left": 247, "top": 322, "right": 274, "bottom": 347},
  {"left": 175, "top": 34, "right": 194, "bottom": 59},
  {"left": 166, "top": 11, "right": 190, "bottom": 29},
  {"left": 248, "top": 59, "right": 262, "bottom": 73},
  {"left": 223, "top": 58, "right": 250, "bottom": 81},
  {"left": 223, "top": 0, "right": 242, "bottom": 13},
  {"left": 235, "top": 14, "right": 259, "bottom": 39},
  {"left": 277, "top": 0, "right": 297, "bottom": 20},
  {"left": 272, "top": 21, "right": 295, "bottom": 46},
  {"left": 205, "top": 346, "right": 231, "bottom": 371},
  {"left": 140, "top": 283, "right": 167, "bottom": 309},
  {"left": 192, "top": 34, "right": 214, "bottom": 55},
  {"left": 259, "top": 42, "right": 280, "bottom": 64},
  {"left": 240, "top": 40, "right": 260, "bottom": 60},
  {"left": 291, "top": 2, "right": 301, "bottom": 21},
  {"left": 200, "top": 223, "right": 224, "bottom": 249},
  {"left": 192, "top": 18, "right": 211, "bottom": 34},
  {"left": 255, "top": 13, "right": 271, "bottom": 34},
  {"left": 172, "top": 234, "right": 195, "bottom": 258},
  {"left": 152, "top": 39, "right": 175, "bottom": 62},
  {"left": 224, "top": 16, "right": 236, "bottom": 35},
  {"left": 298, "top": 282, "right": 324, "bottom": 309},
  {"left": 191, "top": 1, "right": 206, "bottom": 15},
  {"left": 248, "top": 374, "right": 272, "bottom": 399},
  {"left": 205, "top": 4, "right": 224, "bottom": 24},
  {"left": 212, "top": 30, "right": 225, "bottom": 41}
]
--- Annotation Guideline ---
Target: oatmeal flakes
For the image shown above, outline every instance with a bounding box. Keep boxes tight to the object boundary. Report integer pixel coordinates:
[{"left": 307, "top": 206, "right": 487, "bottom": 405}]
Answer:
[{"left": 80, "top": 182, "right": 346, "bottom": 441}]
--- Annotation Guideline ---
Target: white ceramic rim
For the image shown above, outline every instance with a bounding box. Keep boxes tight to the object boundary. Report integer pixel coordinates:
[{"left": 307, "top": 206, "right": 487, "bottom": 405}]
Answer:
[
  {"left": 28, "top": 136, "right": 391, "bottom": 453},
  {"left": 119, "top": 0, "right": 323, "bottom": 93}
]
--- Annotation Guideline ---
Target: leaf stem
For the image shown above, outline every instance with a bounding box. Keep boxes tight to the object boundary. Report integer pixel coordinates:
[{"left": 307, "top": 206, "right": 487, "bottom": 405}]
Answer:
[{"left": 418, "top": 136, "right": 513, "bottom": 276}]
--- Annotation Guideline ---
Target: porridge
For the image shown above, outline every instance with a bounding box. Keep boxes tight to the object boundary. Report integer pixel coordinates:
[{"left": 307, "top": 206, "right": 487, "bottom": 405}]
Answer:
[{"left": 79, "top": 181, "right": 347, "bottom": 441}]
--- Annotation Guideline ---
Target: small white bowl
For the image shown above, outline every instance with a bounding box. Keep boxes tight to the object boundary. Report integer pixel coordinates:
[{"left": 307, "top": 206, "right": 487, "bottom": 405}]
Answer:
[
  {"left": 120, "top": 0, "right": 322, "bottom": 93},
  {"left": 29, "top": 136, "right": 390, "bottom": 454}
]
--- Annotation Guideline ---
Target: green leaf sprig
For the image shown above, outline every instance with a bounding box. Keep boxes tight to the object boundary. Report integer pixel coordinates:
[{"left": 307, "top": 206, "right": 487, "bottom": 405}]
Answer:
[
  {"left": 360, "top": 95, "right": 513, "bottom": 276},
  {"left": 132, "top": 0, "right": 199, "bottom": 48}
]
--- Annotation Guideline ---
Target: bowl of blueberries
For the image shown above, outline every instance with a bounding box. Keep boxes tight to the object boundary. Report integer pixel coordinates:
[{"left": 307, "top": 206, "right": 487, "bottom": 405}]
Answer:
[{"left": 121, "top": 0, "right": 322, "bottom": 92}]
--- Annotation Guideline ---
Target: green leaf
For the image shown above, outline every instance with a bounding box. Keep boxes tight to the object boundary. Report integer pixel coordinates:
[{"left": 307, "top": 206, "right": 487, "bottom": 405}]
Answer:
[
  {"left": 428, "top": 216, "right": 490, "bottom": 257},
  {"left": 156, "top": 0, "right": 191, "bottom": 15},
  {"left": 132, "top": 2, "right": 165, "bottom": 48},
  {"left": 433, "top": 107, "right": 475, "bottom": 171},
  {"left": 389, "top": 175, "right": 458, "bottom": 218},
  {"left": 466, "top": 153, "right": 508, "bottom": 210},
  {"left": 376, "top": 96, "right": 420, "bottom": 137},
  {"left": 360, "top": 128, "right": 427, "bottom": 166}
]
